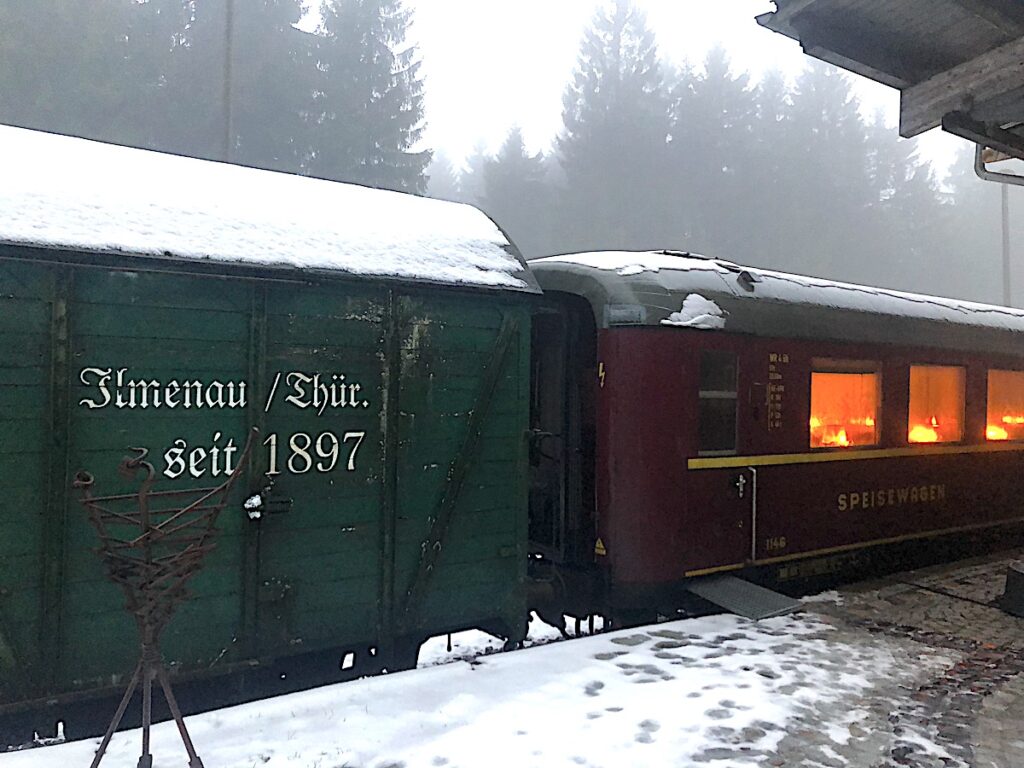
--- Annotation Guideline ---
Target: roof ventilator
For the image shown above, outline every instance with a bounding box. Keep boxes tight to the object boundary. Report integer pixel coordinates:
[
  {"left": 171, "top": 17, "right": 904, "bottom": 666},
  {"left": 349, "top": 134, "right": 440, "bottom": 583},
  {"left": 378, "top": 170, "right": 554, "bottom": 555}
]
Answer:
[
  {"left": 736, "top": 270, "right": 760, "bottom": 292},
  {"left": 713, "top": 260, "right": 762, "bottom": 292}
]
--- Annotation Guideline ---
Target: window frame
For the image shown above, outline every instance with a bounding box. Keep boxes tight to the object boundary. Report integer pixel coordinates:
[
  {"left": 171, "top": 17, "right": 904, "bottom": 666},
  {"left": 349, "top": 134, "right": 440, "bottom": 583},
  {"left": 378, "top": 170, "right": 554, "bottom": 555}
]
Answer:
[
  {"left": 808, "top": 358, "right": 882, "bottom": 451},
  {"left": 985, "top": 368, "right": 1024, "bottom": 442},
  {"left": 906, "top": 363, "right": 967, "bottom": 446},
  {"left": 697, "top": 350, "right": 738, "bottom": 457}
]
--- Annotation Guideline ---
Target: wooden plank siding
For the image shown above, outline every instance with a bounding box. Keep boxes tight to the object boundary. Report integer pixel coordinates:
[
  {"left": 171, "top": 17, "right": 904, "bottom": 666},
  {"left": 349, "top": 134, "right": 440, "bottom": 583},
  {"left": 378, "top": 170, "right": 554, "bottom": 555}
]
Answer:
[
  {"left": 62, "top": 268, "right": 253, "bottom": 682},
  {"left": 0, "top": 250, "right": 531, "bottom": 711},
  {"left": 394, "top": 295, "right": 529, "bottom": 635},
  {"left": 0, "top": 260, "right": 53, "bottom": 698}
]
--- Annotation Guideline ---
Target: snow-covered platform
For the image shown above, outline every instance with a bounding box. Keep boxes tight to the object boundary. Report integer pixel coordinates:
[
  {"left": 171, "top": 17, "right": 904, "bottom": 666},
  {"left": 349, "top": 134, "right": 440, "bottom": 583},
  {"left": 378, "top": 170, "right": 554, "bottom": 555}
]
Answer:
[{"left": 4, "top": 550, "right": 1024, "bottom": 768}]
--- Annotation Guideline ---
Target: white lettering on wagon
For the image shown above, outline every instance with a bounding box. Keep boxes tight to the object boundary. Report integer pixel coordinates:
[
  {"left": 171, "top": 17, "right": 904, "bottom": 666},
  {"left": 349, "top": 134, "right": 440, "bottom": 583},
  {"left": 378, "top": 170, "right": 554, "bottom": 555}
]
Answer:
[
  {"left": 78, "top": 367, "right": 247, "bottom": 409},
  {"left": 282, "top": 372, "right": 369, "bottom": 414},
  {"left": 837, "top": 484, "right": 946, "bottom": 512},
  {"left": 76, "top": 366, "right": 373, "bottom": 481},
  {"left": 163, "top": 431, "right": 240, "bottom": 479}
]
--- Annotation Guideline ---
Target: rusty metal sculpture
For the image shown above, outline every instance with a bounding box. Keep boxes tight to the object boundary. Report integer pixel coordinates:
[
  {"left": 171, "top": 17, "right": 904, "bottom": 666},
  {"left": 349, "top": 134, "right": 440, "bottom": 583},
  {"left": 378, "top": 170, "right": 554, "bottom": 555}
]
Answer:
[{"left": 73, "top": 431, "right": 254, "bottom": 768}]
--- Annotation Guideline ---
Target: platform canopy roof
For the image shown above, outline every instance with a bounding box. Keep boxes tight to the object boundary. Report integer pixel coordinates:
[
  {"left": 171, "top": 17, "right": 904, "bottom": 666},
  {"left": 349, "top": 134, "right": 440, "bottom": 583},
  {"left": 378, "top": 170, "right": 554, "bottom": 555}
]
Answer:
[{"left": 758, "top": 0, "right": 1024, "bottom": 159}]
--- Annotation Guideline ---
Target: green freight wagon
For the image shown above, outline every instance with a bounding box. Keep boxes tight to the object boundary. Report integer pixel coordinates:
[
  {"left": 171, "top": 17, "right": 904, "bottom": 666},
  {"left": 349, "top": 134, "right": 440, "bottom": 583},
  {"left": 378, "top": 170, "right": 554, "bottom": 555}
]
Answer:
[{"left": 0, "top": 127, "right": 539, "bottom": 720}]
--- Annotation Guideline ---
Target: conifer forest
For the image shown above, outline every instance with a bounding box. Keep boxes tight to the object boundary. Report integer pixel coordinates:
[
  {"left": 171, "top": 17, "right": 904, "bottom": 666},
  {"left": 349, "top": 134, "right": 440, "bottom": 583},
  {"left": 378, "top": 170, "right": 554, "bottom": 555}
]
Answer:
[{"left": 2, "top": 0, "right": 1019, "bottom": 304}]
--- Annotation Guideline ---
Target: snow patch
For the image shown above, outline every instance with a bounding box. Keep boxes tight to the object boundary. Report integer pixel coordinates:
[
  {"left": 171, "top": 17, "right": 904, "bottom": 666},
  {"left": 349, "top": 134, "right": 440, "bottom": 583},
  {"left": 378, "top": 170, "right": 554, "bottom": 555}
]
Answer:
[
  {"left": 616, "top": 264, "right": 647, "bottom": 276},
  {"left": 661, "top": 293, "right": 726, "bottom": 329},
  {"left": 243, "top": 494, "right": 263, "bottom": 521},
  {"left": 0, "top": 126, "right": 530, "bottom": 291},
  {"left": 801, "top": 590, "right": 844, "bottom": 605},
  {"left": 828, "top": 708, "right": 869, "bottom": 746},
  {"left": 3, "top": 612, "right": 923, "bottom": 768},
  {"left": 417, "top": 613, "right": 601, "bottom": 667}
]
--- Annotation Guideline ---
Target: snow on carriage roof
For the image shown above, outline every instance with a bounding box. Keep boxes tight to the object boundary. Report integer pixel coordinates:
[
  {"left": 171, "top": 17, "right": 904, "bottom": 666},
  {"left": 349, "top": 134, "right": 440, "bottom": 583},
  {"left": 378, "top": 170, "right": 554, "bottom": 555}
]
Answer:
[
  {"left": 532, "top": 250, "right": 1024, "bottom": 352},
  {"left": 0, "top": 126, "right": 537, "bottom": 292}
]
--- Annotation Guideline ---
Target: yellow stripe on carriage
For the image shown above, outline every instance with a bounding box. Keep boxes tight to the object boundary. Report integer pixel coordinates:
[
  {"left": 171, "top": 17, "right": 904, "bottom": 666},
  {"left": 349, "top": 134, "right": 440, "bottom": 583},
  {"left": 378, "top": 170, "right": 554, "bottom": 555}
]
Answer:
[
  {"left": 683, "top": 515, "right": 1024, "bottom": 577},
  {"left": 687, "top": 441, "right": 1024, "bottom": 470}
]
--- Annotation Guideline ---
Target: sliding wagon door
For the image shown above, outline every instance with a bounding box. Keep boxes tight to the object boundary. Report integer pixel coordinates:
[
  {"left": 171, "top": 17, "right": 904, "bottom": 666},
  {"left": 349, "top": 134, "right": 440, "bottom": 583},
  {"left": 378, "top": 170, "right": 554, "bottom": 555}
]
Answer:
[
  {"left": 255, "top": 284, "right": 386, "bottom": 657},
  {"left": 392, "top": 294, "right": 529, "bottom": 643}
]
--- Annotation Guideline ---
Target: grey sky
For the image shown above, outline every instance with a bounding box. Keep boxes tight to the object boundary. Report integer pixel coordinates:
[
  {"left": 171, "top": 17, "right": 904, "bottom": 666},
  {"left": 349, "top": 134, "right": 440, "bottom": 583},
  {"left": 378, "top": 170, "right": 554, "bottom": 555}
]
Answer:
[{"left": 403, "top": 0, "right": 967, "bottom": 172}]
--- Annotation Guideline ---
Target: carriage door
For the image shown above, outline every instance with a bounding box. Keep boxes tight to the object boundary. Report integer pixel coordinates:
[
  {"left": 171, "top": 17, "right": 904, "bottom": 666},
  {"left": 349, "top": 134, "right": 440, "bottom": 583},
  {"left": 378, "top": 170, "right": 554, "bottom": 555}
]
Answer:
[
  {"left": 697, "top": 349, "right": 752, "bottom": 565},
  {"left": 529, "top": 295, "right": 596, "bottom": 566}
]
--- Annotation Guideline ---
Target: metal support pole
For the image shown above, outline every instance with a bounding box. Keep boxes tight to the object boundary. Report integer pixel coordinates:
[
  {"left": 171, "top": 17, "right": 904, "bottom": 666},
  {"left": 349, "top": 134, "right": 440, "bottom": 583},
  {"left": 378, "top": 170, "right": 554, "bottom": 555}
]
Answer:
[
  {"left": 748, "top": 467, "right": 758, "bottom": 562},
  {"left": 89, "top": 662, "right": 143, "bottom": 768},
  {"left": 223, "top": 0, "right": 235, "bottom": 163},
  {"left": 138, "top": 655, "right": 153, "bottom": 768},
  {"left": 972, "top": 146, "right": 1015, "bottom": 306},
  {"left": 156, "top": 664, "right": 205, "bottom": 768},
  {"left": 1003, "top": 181, "right": 1012, "bottom": 306}
]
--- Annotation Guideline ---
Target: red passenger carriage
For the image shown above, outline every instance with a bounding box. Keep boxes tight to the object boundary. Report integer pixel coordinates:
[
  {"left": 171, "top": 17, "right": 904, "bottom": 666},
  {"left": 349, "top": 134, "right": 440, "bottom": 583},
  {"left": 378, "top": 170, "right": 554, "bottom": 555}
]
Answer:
[{"left": 527, "top": 250, "right": 1024, "bottom": 622}]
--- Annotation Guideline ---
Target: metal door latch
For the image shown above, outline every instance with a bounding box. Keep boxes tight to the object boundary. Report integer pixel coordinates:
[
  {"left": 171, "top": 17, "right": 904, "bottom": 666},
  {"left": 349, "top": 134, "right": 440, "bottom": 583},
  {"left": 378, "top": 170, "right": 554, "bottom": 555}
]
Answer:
[{"left": 734, "top": 474, "right": 747, "bottom": 498}]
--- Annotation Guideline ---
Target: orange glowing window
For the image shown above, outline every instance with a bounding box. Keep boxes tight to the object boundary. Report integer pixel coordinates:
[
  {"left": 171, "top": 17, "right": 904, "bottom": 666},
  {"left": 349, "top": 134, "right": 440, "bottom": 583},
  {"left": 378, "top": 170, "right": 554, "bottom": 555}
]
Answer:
[
  {"left": 908, "top": 365, "right": 964, "bottom": 444},
  {"left": 987, "top": 370, "right": 1024, "bottom": 441},
  {"left": 809, "top": 361, "right": 880, "bottom": 449}
]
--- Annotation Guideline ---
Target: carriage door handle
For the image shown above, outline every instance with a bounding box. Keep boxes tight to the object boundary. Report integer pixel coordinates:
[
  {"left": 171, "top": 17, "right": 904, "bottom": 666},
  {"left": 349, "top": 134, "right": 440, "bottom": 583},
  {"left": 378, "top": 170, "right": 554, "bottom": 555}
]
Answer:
[{"left": 734, "top": 474, "right": 747, "bottom": 499}]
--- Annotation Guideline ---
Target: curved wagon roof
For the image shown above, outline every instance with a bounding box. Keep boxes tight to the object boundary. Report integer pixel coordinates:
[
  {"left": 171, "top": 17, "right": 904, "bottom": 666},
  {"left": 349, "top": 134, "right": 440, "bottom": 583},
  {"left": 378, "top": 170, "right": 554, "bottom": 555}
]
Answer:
[
  {"left": 0, "top": 125, "right": 539, "bottom": 294},
  {"left": 532, "top": 250, "right": 1024, "bottom": 356}
]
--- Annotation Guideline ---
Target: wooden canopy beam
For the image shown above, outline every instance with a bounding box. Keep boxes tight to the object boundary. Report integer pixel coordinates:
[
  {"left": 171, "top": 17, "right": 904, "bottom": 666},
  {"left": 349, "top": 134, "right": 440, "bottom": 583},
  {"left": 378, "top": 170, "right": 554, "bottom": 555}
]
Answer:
[
  {"left": 790, "top": 11, "right": 940, "bottom": 88},
  {"left": 949, "top": 0, "right": 1024, "bottom": 37},
  {"left": 900, "top": 36, "right": 1024, "bottom": 137}
]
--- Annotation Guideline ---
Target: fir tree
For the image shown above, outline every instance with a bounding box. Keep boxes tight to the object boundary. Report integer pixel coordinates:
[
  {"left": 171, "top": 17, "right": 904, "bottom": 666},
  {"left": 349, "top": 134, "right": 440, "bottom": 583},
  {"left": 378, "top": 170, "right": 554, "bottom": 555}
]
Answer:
[
  {"left": 557, "top": 0, "right": 671, "bottom": 251},
  {"left": 778, "top": 62, "right": 874, "bottom": 278},
  {"left": 229, "top": 0, "right": 314, "bottom": 172},
  {"left": 305, "top": 0, "right": 430, "bottom": 192},
  {"left": 459, "top": 142, "right": 491, "bottom": 206},
  {"left": 744, "top": 68, "right": 795, "bottom": 267},
  {"left": 481, "top": 127, "right": 552, "bottom": 258},
  {"left": 0, "top": 0, "right": 137, "bottom": 142},
  {"left": 425, "top": 151, "right": 463, "bottom": 202},
  {"left": 938, "top": 146, "right": 1012, "bottom": 302},
  {"left": 121, "top": 0, "right": 205, "bottom": 154},
  {"left": 668, "top": 48, "right": 757, "bottom": 256},
  {"left": 859, "top": 112, "right": 940, "bottom": 288}
]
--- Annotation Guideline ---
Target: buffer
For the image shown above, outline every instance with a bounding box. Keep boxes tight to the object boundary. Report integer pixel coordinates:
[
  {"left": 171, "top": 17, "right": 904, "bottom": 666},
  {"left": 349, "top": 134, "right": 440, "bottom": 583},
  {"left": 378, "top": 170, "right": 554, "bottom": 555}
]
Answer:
[{"left": 686, "top": 575, "right": 801, "bottom": 620}]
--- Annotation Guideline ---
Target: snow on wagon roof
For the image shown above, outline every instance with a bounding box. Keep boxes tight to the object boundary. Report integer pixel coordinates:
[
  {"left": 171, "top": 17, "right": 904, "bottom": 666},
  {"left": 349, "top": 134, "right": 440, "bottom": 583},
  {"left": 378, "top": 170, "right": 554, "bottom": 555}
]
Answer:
[
  {"left": 0, "top": 126, "right": 538, "bottom": 293},
  {"left": 533, "top": 251, "right": 1024, "bottom": 354}
]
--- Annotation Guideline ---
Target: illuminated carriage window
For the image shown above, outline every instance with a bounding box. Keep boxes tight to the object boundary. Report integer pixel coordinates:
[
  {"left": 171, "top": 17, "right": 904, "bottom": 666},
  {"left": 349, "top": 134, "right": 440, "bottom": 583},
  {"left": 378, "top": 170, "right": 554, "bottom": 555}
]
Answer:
[
  {"left": 809, "top": 360, "right": 880, "bottom": 449},
  {"left": 698, "top": 350, "right": 737, "bottom": 455},
  {"left": 908, "top": 365, "right": 965, "bottom": 444},
  {"left": 986, "top": 370, "right": 1024, "bottom": 441}
]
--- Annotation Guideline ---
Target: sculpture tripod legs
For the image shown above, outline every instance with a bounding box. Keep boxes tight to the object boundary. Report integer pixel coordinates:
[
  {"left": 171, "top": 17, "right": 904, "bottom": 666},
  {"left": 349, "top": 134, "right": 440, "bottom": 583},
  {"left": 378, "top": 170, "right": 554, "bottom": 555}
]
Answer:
[
  {"left": 89, "top": 643, "right": 204, "bottom": 768},
  {"left": 76, "top": 433, "right": 256, "bottom": 768}
]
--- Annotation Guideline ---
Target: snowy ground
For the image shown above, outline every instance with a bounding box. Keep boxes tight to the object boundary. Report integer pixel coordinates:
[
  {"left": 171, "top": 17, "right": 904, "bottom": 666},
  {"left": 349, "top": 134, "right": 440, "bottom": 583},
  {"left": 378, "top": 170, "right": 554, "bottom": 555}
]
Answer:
[{"left": 0, "top": 605, "right": 960, "bottom": 768}]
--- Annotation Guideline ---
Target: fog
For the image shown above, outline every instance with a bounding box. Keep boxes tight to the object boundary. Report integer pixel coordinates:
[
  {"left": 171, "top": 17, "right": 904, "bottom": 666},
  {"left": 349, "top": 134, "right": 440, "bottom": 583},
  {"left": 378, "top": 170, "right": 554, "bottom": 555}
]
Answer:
[{"left": 1, "top": 0, "right": 1020, "bottom": 304}]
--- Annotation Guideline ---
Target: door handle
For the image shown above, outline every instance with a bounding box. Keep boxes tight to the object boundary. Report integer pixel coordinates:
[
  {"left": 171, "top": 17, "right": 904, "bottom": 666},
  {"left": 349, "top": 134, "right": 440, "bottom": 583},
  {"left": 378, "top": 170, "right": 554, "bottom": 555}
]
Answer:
[{"left": 733, "top": 474, "right": 747, "bottom": 499}]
